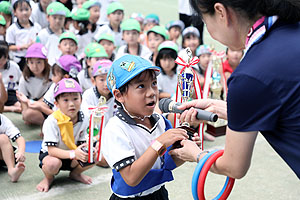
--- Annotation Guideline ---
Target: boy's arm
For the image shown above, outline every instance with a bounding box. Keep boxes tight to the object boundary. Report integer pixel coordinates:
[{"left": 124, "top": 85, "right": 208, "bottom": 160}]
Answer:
[{"left": 15, "top": 136, "right": 26, "bottom": 162}]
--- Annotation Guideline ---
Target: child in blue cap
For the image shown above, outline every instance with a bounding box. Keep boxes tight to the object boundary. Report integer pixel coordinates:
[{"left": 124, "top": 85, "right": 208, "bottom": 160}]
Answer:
[{"left": 102, "top": 55, "right": 189, "bottom": 199}]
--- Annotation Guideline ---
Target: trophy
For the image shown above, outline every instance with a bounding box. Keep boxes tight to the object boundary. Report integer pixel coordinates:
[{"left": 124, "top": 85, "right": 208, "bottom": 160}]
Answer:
[
  {"left": 206, "top": 55, "right": 227, "bottom": 137},
  {"left": 78, "top": 96, "right": 108, "bottom": 167}
]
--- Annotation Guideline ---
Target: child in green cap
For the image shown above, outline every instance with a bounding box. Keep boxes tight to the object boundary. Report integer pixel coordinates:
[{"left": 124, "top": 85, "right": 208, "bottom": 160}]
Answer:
[
  {"left": 94, "top": 2, "right": 124, "bottom": 49},
  {"left": 139, "top": 13, "right": 160, "bottom": 46},
  {"left": 6, "top": 0, "right": 42, "bottom": 71},
  {"left": 147, "top": 26, "right": 169, "bottom": 64},
  {"left": 0, "top": 1, "right": 12, "bottom": 29},
  {"left": 37, "top": 1, "right": 67, "bottom": 66},
  {"left": 58, "top": 31, "right": 79, "bottom": 56},
  {"left": 96, "top": 33, "right": 116, "bottom": 61},
  {"left": 0, "top": 15, "right": 6, "bottom": 41},
  {"left": 82, "top": 0, "right": 101, "bottom": 25},
  {"left": 78, "top": 42, "right": 108, "bottom": 91},
  {"left": 116, "top": 19, "right": 151, "bottom": 60}
]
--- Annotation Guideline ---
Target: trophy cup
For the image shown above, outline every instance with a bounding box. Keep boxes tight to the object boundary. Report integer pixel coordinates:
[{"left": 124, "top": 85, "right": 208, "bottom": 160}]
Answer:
[
  {"left": 206, "top": 55, "right": 227, "bottom": 137},
  {"left": 78, "top": 96, "right": 107, "bottom": 167}
]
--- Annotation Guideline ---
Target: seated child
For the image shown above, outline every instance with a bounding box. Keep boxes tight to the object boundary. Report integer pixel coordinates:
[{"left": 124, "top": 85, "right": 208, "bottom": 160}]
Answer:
[
  {"left": 116, "top": 19, "right": 151, "bottom": 60},
  {"left": 195, "top": 44, "right": 212, "bottom": 86},
  {"left": 43, "top": 55, "right": 82, "bottom": 112},
  {"left": 0, "top": 1, "right": 12, "bottom": 29},
  {"left": 16, "top": 43, "right": 52, "bottom": 126},
  {"left": 30, "top": 0, "right": 52, "bottom": 29},
  {"left": 58, "top": 31, "right": 79, "bottom": 56},
  {"left": 102, "top": 55, "right": 191, "bottom": 199},
  {"left": 156, "top": 41, "right": 178, "bottom": 99},
  {"left": 37, "top": 1, "right": 67, "bottom": 66},
  {"left": 140, "top": 13, "right": 160, "bottom": 46},
  {"left": 0, "top": 114, "right": 26, "bottom": 182},
  {"left": 82, "top": 0, "right": 101, "bottom": 25},
  {"left": 78, "top": 42, "right": 108, "bottom": 91},
  {"left": 6, "top": 0, "right": 41, "bottom": 71},
  {"left": 96, "top": 33, "right": 116, "bottom": 61},
  {"left": 94, "top": 2, "right": 124, "bottom": 49},
  {"left": 36, "top": 78, "right": 93, "bottom": 192},
  {"left": 223, "top": 47, "right": 243, "bottom": 80},
  {"left": 181, "top": 26, "right": 200, "bottom": 57},
  {"left": 0, "top": 15, "right": 6, "bottom": 41},
  {"left": 0, "top": 41, "right": 22, "bottom": 113},
  {"left": 147, "top": 25, "right": 168, "bottom": 64},
  {"left": 166, "top": 20, "right": 185, "bottom": 48}
]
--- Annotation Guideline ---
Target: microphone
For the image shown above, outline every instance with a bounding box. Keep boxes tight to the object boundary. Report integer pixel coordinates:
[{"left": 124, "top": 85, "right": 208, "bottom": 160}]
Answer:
[{"left": 159, "top": 98, "right": 218, "bottom": 122}]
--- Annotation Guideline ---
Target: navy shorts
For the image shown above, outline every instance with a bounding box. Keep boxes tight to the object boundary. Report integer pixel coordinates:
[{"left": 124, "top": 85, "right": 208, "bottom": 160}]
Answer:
[{"left": 39, "top": 151, "right": 74, "bottom": 171}]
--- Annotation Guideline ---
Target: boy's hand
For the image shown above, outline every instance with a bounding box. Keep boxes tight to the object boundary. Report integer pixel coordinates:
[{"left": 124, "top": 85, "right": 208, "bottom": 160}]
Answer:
[
  {"left": 157, "top": 128, "right": 188, "bottom": 148},
  {"left": 75, "top": 143, "right": 88, "bottom": 162},
  {"left": 15, "top": 152, "right": 26, "bottom": 162},
  {"left": 191, "top": 132, "right": 202, "bottom": 147}
]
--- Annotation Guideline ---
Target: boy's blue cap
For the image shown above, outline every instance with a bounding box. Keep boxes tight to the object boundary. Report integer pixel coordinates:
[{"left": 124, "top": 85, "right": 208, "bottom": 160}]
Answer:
[{"left": 107, "top": 55, "right": 160, "bottom": 94}]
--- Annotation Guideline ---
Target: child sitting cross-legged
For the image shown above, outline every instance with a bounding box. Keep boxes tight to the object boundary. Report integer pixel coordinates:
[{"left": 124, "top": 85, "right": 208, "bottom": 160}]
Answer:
[
  {"left": 36, "top": 78, "right": 94, "bottom": 192},
  {"left": 103, "top": 55, "right": 200, "bottom": 199}
]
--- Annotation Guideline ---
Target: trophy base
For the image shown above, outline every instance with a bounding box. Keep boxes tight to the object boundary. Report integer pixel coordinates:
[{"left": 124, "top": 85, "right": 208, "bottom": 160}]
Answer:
[
  {"left": 173, "top": 125, "right": 196, "bottom": 149},
  {"left": 206, "top": 124, "right": 226, "bottom": 137}
]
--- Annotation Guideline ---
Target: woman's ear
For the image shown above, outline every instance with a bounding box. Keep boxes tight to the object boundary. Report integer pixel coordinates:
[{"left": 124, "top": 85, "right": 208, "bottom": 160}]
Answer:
[
  {"left": 113, "top": 89, "right": 124, "bottom": 103},
  {"left": 214, "top": 3, "right": 230, "bottom": 26}
]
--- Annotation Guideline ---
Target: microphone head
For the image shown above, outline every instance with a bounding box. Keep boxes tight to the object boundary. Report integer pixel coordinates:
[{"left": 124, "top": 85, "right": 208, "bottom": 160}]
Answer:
[{"left": 159, "top": 98, "right": 173, "bottom": 113}]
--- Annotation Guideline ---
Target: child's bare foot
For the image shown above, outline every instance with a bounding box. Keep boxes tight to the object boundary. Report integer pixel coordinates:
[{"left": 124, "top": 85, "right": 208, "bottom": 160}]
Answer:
[
  {"left": 69, "top": 172, "right": 92, "bottom": 184},
  {"left": 8, "top": 162, "right": 25, "bottom": 182},
  {"left": 36, "top": 177, "right": 54, "bottom": 192}
]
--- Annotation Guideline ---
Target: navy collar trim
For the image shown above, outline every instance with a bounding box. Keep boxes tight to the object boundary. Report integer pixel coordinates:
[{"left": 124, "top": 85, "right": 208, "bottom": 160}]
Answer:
[{"left": 16, "top": 19, "right": 34, "bottom": 29}]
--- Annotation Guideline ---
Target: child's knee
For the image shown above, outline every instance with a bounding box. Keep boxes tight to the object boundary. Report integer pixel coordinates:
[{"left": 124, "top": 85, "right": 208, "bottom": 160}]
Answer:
[{"left": 43, "top": 157, "right": 62, "bottom": 173}]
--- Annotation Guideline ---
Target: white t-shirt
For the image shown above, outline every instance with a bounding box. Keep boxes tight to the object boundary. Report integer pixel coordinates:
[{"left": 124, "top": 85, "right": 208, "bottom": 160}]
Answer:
[
  {"left": 0, "top": 114, "right": 21, "bottom": 142},
  {"left": 41, "top": 110, "right": 88, "bottom": 153},
  {"left": 157, "top": 73, "right": 177, "bottom": 95},
  {"left": 43, "top": 83, "right": 57, "bottom": 111},
  {"left": 0, "top": 61, "right": 22, "bottom": 91},
  {"left": 81, "top": 86, "right": 117, "bottom": 126},
  {"left": 77, "top": 69, "right": 93, "bottom": 92},
  {"left": 116, "top": 44, "right": 152, "bottom": 61},
  {"left": 94, "top": 24, "right": 123, "bottom": 49},
  {"left": 6, "top": 20, "right": 41, "bottom": 63},
  {"left": 102, "top": 109, "right": 166, "bottom": 197},
  {"left": 37, "top": 27, "right": 62, "bottom": 66},
  {"left": 30, "top": 2, "right": 48, "bottom": 29},
  {"left": 19, "top": 76, "right": 51, "bottom": 100}
]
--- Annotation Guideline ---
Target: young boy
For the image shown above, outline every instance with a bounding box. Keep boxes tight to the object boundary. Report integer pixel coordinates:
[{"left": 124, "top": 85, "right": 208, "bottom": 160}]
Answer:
[
  {"left": 147, "top": 25, "right": 169, "bottom": 63},
  {"left": 37, "top": 1, "right": 67, "bottom": 66},
  {"left": 116, "top": 19, "right": 151, "bottom": 60},
  {"left": 6, "top": 0, "right": 41, "bottom": 71},
  {"left": 94, "top": 2, "right": 124, "bottom": 49},
  {"left": 30, "top": 0, "right": 52, "bottom": 29},
  {"left": 36, "top": 78, "right": 93, "bottom": 192},
  {"left": 140, "top": 13, "right": 160, "bottom": 46},
  {"left": 78, "top": 42, "right": 108, "bottom": 91},
  {"left": 58, "top": 31, "right": 79, "bottom": 56},
  {"left": 166, "top": 20, "right": 185, "bottom": 47},
  {"left": 0, "top": 15, "right": 6, "bottom": 41},
  {"left": 196, "top": 44, "right": 212, "bottom": 77},
  {"left": 0, "top": 114, "right": 26, "bottom": 182},
  {"left": 82, "top": 0, "right": 101, "bottom": 25},
  {"left": 96, "top": 33, "right": 116, "bottom": 61},
  {"left": 103, "top": 55, "right": 190, "bottom": 199}
]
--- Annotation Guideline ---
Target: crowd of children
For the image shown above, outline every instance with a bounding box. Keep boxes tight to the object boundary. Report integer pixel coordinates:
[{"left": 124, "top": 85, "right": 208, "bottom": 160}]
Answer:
[{"left": 0, "top": 0, "right": 243, "bottom": 198}]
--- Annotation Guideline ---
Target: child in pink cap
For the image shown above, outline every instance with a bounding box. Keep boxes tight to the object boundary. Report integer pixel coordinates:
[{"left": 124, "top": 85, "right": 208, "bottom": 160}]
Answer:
[
  {"left": 37, "top": 78, "right": 94, "bottom": 192},
  {"left": 16, "top": 43, "right": 52, "bottom": 126}
]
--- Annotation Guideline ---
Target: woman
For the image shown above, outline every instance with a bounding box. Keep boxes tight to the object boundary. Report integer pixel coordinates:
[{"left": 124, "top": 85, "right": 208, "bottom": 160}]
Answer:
[{"left": 169, "top": 0, "right": 300, "bottom": 179}]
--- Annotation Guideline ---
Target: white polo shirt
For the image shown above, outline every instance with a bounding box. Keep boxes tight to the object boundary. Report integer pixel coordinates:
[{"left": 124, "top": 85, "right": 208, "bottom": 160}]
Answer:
[
  {"left": 0, "top": 61, "right": 22, "bottom": 90},
  {"left": 81, "top": 86, "right": 117, "bottom": 126},
  {"left": 43, "top": 83, "right": 57, "bottom": 110},
  {"left": 41, "top": 110, "right": 88, "bottom": 153},
  {"left": 116, "top": 44, "right": 152, "bottom": 61},
  {"left": 6, "top": 20, "right": 41, "bottom": 63},
  {"left": 77, "top": 69, "right": 93, "bottom": 92},
  {"left": 19, "top": 76, "right": 52, "bottom": 100},
  {"left": 102, "top": 108, "right": 166, "bottom": 197},
  {"left": 0, "top": 114, "right": 21, "bottom": 142},
  {"left": 30, "top": 2, "right": 48, "bottom": 29},
  {"left": 37, "top": 27, "right": 62, "bottom": 66}
]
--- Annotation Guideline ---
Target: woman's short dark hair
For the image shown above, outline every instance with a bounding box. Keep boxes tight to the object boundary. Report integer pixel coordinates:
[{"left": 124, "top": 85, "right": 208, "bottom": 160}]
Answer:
[
  {"left": 155, "top": 48, "right": 178, "bottom": 75},
  {"left": 190, "top": 0, "right": 300, "bottom": 23}
]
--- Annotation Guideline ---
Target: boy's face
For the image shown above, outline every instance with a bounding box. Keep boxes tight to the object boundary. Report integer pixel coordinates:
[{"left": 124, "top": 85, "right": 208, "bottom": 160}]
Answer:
[
  {"left": 183, "top": 35, "right": 200, "bottom": 53},
  {"left": 123, "top": 30, "right": 139, "bottom": 45},
  {"left": 99, "top": 40, "right": 115, "bottom": 58},
  {"left": 47, "top": 14, "right": 65, "bottom": 31},
  {"left": 55, "top": 93, "right": 82, "bottom": 121},
  {"left": 147, "top": 32, "right": 164, "bottom": 53},
  {"left": 93, "top": 74, "right": 110, "bottom": 97},
  {"left": 58, "top": 39, "right": 78, "bottom": 56},
  {"left": 115, "top": 70, "right": 158, "bottom": 118},
  {"left": 0, "top": 25, "right": 6, "bottom": 35},
  {"left": 169, "top": 26, "right": 181, "bottom": 41},
  {"left": 14, "top": 2, "right": 32, "bottom": 24},
  {"left": 89, "top": 6, "right": 100, "bottom": 24},
  {"left": 27, "top": 58, "right": 45, "bottom": 77},
  {"left": 199, "top": 53, "right": 211, "bottom": 69},
  {"left": 108, "top": 10, "right": 124, "bottom": 26}
]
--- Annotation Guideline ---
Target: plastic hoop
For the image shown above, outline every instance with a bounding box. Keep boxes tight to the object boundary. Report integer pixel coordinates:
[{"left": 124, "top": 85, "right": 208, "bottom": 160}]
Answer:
[{"left": 197, "top": 150, "right": 235, "bottom": 200}]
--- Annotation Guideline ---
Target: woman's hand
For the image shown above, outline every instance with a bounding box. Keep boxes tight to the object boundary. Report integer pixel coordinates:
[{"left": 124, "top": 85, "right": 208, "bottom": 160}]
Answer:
[{"left": 169, "top": 140, "right": 201, "bottom": 162}]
